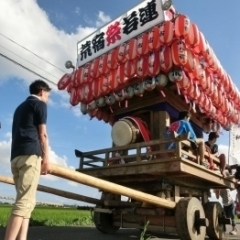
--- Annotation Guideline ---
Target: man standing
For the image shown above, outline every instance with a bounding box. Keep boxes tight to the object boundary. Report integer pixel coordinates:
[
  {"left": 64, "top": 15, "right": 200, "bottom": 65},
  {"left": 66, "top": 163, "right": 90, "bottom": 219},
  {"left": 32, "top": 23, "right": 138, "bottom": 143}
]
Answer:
[
  {"left": 214, "top": 189, "right": 237, "bottom": 235},
  {"left": 4, "top": 80, "right": 51, "bottom": 240}
]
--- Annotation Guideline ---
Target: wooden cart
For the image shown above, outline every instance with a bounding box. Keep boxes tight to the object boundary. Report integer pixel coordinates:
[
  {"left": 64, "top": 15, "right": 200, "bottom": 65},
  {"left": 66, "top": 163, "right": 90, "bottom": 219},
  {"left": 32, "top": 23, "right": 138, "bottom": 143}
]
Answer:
[{"left": 72, "top": 87, "right": 235, "bottom": 240}]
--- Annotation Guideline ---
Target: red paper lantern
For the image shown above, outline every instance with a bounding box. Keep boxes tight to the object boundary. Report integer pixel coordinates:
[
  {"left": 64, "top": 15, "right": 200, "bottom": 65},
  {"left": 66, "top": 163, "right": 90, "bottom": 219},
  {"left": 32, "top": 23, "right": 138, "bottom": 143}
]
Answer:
[
  {"left": 124, "top": 59, "right": 137, "bottom": 79},
  {"left": 174, "top": 14, "right": 191, "bottom": 38},
  {"left": 99, "top": 54, "right": 110, "bottom": 75},
  {"left": 185, "top": 23, "right": 200, "bottom": 48},
  {"left": 82, "top": 63, "right": 91, "bottom": 84},
  {"left": 69, "top": 87, "right": 79, "bottom": 106},
  {"left": 107, "top": 48, "right": 118, "bottom": 70},
  {"left": 188, "top": 61, "right": 205, "bottom": 84},
  {"left": 148, "top": 51, "right": 160, "bottom": 77},
  {"left": 148, "top": 26, "right": 161, "bottom": 51},
  {"left": 159, "top": 46, "right": 172, "bottom": 73},
  {"left": 171, "top": 39, "right": 188, "bottom": 66},
  {"left": 116, "top": 43, "right": 127, "bottom": 64},
  {"left": 82, "top": 83, "right": 93, "bottom": 103},
  {"left": 183, "top": 48, "right": 196, "bottom": 72},
  {"left": 126, "top": 38, "right": 138, "bottom": 60},
  {"left": 137, "top": 32, "right": 149, "bottom": 56},
  {"left": 114, "top": 64, "right": 125, "bottom": 85},
  {"left": 159, "top": 21, "right": 174, "bottom": 45},
  {"left": 110, "top": 68, "right": 121, "bottom": 91},
  {"left": 57, "top": 73, "right": 72, "bottom": 90},
  {"left": 89, "top": 78, "right": 100, "bottom": 99},
  {"left": 176, "top": 73, "right": 191, "bottom": 90},
  {"left": 193, "top": 32, "right": 208, "bottom": 56},
  {"left": 89, "top": 58, "right": 100, "bottom": 78},
  {"left": 136, "top": 56, "right": 148, "bottom": 78},
  {"left": 99, "top": 73, "right": 111, "bottom": 95}
]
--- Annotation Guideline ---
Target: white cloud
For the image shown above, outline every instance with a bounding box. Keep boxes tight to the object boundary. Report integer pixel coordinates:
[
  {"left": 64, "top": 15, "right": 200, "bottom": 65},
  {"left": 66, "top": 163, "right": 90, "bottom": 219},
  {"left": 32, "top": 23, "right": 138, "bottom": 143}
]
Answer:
[
  {"left": 0, "top": 0, "right": 98, "bottom": 89},
  {"left": 96, "top": 11, "right": 111, "bottom": 27}
]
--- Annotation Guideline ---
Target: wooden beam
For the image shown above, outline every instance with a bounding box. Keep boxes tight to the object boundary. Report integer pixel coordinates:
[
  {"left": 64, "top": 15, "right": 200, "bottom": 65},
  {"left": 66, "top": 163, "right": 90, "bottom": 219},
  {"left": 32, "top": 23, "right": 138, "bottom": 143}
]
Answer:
[
  {"left": 50, "top": 163, "right": 176, "bottom": 209},
  {"left": 0, "top": 175, "right": 101, "bottom": 205}
]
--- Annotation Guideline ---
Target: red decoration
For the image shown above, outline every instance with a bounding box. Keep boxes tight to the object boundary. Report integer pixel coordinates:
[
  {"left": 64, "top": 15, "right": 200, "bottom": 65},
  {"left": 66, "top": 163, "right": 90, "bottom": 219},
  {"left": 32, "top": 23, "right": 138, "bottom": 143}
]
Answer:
[
  {"left": 148, "top": 51, "right": 160, "bottom": 77},
  {"left": 159, "top": 21, "right": 174, "bottom": 45},
  {"left": 116, "top": 43, "right": 127, "bottom": 64},
  {"left": 99, "top": 72, "right": 111, "bottom": 95},
  {"left": 148, "top": 26, "right": 161, "bottom": 51},
  {"left": 124, "top": 59, "right": 137, "bottom": 79},
  {"left": 185, "top": 23, "right": 200, "bottom": 48},
  {"left": 159, "top": 46, "right": 172, "bottom": 73},
  {"left": 126, "top": 38, "right": 138, "bottom": 60},
  {"left": 171, "top": 39, "right": 188, "bottom": 66},
  {"left": 114, "top": 64, "right": 125, "bottom": 85},
  {"left": 57, "top": 73, "right": 71, "bottom": 90},
  {"left": 90, "top": 58, "right": 100, "bottom": 78},
  {"left": 137, "top": 32, "right": 149, "bottom": 56},
  {"left": 174, "top": 14, "right": 191, "bottom": 38},
  {"left": 69, "top": 87, "right": 79, "bottom": 106},
  {"left": 136, "top": 56, "right": 148, "bottom": 78},
  {"left": 98, "top": 54, "right": 110, "bottom": 75},
  {"left": 107, "top": 48, "right": 118, "bottom": 70}
]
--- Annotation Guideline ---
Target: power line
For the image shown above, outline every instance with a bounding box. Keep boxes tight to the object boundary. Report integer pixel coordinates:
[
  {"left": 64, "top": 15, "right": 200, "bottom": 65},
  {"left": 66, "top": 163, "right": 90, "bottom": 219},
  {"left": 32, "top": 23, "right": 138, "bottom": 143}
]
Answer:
[
  {"left": 0, "top": 32, "right": 67, "bottom": 74},
  {"left": 0, "top": 44, "right": 60, "bottom": 80},
  {"left": 0, "top": 53, "right": 57, "bottom": 86}
]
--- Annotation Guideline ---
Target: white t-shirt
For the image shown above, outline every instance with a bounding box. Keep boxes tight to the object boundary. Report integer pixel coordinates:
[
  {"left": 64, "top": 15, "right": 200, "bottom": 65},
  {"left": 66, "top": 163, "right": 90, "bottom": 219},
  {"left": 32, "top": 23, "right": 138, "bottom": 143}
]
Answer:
[{"left": 220, "top": 189, "right": 234, "bottom": 206}]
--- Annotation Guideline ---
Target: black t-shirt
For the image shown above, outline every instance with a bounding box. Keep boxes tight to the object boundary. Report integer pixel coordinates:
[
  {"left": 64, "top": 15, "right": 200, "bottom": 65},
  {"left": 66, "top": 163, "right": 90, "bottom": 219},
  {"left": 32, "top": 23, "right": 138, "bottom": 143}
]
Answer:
[
  {"left": 11, "top": 96, "right": 47, "bottom": 160},
  {"left": 205, "top": 141, "right": 218, "bottom": 154}
]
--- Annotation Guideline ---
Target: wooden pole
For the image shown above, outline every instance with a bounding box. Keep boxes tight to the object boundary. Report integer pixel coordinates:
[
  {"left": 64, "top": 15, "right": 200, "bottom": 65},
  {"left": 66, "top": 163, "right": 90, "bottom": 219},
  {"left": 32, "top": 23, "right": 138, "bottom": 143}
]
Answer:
[
  {"left": 0, "top": 175, "right": 101, "bottom": 205},
  {"left": 50, "top": 163, "right": 176, "bottom": 209}
]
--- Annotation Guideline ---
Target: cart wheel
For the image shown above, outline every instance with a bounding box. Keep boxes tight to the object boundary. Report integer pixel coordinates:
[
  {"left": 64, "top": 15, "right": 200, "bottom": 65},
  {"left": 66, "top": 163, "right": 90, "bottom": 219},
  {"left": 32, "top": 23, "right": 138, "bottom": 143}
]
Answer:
[
  {"left": 175, "top": 197, "right": 208, "bottom": 240},
  {"left": 93, "top": 211, "right": 120, "bottom": 234},
  {"left": 204, "top": 202, "right": 225, "bottom": 240}
]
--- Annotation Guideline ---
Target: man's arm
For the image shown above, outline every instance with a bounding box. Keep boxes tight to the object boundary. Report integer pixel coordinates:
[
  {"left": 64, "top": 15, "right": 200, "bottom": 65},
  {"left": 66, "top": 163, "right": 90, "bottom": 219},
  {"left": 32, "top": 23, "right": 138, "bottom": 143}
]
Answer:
[{"left": 38, "top": 124, "right": 50, "bottom": 174}]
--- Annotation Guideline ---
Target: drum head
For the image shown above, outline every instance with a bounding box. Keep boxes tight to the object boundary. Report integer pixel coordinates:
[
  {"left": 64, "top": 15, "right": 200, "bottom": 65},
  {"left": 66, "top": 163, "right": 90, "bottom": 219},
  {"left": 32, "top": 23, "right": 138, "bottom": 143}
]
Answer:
[{"left": 111, "top": 120, "right": 133, "bottom": 146}]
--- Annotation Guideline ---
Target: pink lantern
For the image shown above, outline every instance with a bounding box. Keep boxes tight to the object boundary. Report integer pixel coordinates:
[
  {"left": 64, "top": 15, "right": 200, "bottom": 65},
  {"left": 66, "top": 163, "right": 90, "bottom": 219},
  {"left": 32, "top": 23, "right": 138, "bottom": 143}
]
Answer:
[
  {"left": 148, "top": 51, "right": 160, "bottom": 77},
  {"left": 137, "top": 32, "right": 149, "bottom": 56},
  {"left": 148, "top": 26, "right": 161, "bottom": 51},
  {"left": 174, "top": 14, "right": 191, "bottom": 38},
  {"left": 159, "top": 21, "right": 174, "bottom": 45},
  {"left": 171, "top": 39, "right": 188, "bottom": 66},
  {"left": 107, "top": 48, "right": 118, "bottom": 70},
  {"left": 116, "top": 43, "right": 127, "bottom": 64},
  {"left": 126, "top": 38, "right": 138, "bottom": 60},
  {"left": 136, "top": 56, "right": 148, "bottom": 78},
  {"left": 159, "top": 46, "right": 172, "bottom": 73},
  {"left": 185, "top": 23, "right": 200, "bottom": 48}
]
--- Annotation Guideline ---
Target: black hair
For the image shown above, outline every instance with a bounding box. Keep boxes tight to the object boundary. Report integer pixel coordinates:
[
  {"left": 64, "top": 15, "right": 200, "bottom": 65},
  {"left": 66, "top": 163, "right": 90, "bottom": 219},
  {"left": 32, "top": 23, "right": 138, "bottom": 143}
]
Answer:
[
  {"left": 29, "top": 80, "right": 51, "bottom": 95},
  {"left": 208, "top": 132, "right": 219, "bottom": 141},
  {"left": 178, "top": 111, "right": 191, "bottom": 120}
]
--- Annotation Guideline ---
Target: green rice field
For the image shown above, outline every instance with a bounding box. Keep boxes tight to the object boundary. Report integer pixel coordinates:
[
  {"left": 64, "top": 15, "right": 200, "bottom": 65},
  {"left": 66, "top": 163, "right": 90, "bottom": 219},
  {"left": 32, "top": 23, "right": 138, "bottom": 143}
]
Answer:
[{"left": 0, "top": 204, "right": 93, "bottom": 227}]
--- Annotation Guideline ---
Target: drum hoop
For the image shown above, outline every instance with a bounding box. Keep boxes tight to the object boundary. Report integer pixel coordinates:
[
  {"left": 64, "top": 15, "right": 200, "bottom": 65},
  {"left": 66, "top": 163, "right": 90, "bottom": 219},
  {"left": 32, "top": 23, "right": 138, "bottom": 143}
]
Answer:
[{"left": 120, "top": 119, "right": 137, "bottom": 143}]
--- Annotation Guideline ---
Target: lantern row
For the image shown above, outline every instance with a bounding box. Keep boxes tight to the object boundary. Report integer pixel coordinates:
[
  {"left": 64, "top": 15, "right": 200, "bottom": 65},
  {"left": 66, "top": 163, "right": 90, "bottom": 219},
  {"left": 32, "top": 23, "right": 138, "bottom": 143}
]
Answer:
[{"left": 57, "top": 14, "right": 240, "bottom": 128}]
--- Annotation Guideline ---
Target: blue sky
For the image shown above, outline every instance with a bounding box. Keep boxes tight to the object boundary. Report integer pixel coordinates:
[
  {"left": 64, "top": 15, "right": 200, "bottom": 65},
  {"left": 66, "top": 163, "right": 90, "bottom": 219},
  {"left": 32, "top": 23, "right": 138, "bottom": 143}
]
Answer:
[{"left": 0, "top": 0, "right": 240, "bottom": 204}]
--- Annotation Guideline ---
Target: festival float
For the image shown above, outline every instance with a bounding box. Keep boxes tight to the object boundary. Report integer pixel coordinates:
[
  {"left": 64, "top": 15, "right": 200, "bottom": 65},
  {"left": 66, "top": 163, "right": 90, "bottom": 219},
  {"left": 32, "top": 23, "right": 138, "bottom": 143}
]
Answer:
[{"left": 56, "top": 0, "right": 240, "bottom": 239}]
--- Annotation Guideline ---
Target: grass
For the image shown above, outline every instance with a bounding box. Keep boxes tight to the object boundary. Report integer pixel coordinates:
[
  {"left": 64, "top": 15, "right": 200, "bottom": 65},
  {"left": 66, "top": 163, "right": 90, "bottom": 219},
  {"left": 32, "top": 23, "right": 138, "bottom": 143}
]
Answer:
[{"left": 0, "top": 204, "right": 93, "bottom": 227}]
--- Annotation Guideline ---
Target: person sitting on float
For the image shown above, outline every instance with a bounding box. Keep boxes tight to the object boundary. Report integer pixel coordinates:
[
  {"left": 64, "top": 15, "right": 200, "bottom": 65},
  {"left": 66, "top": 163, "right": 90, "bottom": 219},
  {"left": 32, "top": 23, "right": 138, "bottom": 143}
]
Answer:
[
  {"left": 205, "top": 131, "right": 230, "bottom": 177},
  {"left": 166, "top": 110, "right": 205, "bottom": 166}
]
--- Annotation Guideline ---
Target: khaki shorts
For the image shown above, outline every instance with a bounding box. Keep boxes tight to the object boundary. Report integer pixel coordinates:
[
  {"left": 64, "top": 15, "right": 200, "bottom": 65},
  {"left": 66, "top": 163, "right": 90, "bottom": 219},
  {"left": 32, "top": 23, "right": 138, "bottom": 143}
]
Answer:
[{"left": 11, "top": 155, "right": 41, "bottom": 218}]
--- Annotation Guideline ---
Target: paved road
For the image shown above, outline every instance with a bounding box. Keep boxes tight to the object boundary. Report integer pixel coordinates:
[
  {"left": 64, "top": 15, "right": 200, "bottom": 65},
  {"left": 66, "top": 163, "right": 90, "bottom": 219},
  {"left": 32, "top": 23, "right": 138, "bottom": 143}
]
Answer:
[{"left": 0, "top": 225, "right": 239, "bottom": 240}]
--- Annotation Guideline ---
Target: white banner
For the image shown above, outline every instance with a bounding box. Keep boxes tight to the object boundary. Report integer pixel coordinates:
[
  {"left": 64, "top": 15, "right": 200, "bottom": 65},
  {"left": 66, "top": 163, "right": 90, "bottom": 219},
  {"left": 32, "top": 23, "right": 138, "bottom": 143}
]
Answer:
[
  {"left": 229, "top": 124, "right": 240, "bottom": 164},
  {"left": 77, "top": 0, "right": 166, "bottom": 67}
]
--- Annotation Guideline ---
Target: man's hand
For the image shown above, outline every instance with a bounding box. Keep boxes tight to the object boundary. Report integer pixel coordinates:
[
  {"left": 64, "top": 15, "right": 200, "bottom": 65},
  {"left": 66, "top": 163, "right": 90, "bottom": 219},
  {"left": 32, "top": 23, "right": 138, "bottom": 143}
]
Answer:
[{"left": 41, "top": 159, "right": 51, "bottom": 175}]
